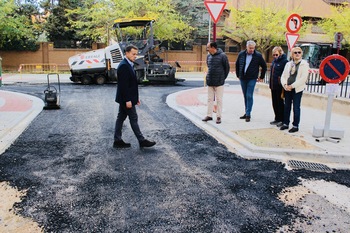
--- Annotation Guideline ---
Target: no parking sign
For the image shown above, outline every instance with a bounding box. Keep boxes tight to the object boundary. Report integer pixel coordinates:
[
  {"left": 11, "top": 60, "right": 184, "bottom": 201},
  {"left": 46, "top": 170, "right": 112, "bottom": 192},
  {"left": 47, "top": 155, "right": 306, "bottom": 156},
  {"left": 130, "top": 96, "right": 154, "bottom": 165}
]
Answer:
[{"left": 319, "top": 55, "right": 350, "bottom": 84}]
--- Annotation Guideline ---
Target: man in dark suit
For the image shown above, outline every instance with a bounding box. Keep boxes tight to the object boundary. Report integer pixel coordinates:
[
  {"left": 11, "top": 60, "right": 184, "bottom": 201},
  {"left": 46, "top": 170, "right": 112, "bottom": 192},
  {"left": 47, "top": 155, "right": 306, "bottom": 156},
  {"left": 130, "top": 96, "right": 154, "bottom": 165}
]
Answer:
[{"left": 113, "top": 45, "right": 156, "bottom": 148}]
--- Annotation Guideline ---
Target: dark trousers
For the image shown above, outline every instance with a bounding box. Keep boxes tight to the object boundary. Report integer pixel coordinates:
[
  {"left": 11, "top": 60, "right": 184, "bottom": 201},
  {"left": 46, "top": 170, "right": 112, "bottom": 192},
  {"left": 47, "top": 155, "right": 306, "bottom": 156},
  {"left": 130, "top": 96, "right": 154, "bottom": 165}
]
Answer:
[
  {"left": 283, "top": 90, "right": 303, "bottom": 128},
  {"left": 271, "top": 89, "right": 284, "bottom": 122},
  {"left": 239, "top": 78, "right": 257, "bottom": 117},
  {"left": 114, "top": 104, "right": 144, "bottom": 142}
]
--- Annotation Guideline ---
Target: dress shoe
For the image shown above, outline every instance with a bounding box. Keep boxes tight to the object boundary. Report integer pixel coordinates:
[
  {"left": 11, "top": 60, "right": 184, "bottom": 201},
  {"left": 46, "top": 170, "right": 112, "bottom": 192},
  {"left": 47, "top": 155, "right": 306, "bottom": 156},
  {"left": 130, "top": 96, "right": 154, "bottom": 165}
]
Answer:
[
  {"left": 202, "top": 116, "right": 213, "bottom": 122},
  {"left": 289, "top": 127, "right": 299, "bottom": 133},
  {"left": 276, "top": 122, "right": 283, "bottom": 127},
  {"left": 245, "top": 116, "right": 251, "bottom": 122},
  {"left": 280, "top": 125, "right": 288, "bottom": 130},
  {"left": 216, "top": 117, "right": 221, "bottom": 124},
  {"left": 239, "top": 114, "right": 246, "bottom": 119},
  {"left": 139, "top": 139, "right": 156, "bottom": 148},
  {"left": 113, "top": 140, "right": 131, "bottom": 148},
  {"left": 270, "top": 120, "right": 280, "bottom": 125}
]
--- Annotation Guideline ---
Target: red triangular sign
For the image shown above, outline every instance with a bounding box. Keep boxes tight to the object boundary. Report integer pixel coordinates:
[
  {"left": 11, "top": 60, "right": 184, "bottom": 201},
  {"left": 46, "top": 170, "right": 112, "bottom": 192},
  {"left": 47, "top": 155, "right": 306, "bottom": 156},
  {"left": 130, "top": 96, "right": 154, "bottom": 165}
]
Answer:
[
  {"left": 204, "top": 1, "right": 227, "bottom": 24},
  {"left": 285, "top": 33, "right": 300, "bottom": 51}
]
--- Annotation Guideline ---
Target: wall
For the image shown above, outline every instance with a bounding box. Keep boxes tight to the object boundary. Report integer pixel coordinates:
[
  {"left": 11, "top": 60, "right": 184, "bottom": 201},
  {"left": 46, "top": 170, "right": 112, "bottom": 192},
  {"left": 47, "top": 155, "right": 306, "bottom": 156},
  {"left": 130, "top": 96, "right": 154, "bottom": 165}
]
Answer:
[
  {"left": 0, "top": 42, "right": 238, "bottom": 72},
  {"left": 0, "top": 42, "right": 98, "bottom": 71}
]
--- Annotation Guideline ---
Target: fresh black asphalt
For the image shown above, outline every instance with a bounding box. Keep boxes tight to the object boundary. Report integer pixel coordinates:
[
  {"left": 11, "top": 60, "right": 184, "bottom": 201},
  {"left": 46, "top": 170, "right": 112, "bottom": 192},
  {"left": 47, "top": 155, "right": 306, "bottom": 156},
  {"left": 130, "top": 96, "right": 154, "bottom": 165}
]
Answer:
[{"left": 1, "top": 82, "right": 350, "bottom": 232}]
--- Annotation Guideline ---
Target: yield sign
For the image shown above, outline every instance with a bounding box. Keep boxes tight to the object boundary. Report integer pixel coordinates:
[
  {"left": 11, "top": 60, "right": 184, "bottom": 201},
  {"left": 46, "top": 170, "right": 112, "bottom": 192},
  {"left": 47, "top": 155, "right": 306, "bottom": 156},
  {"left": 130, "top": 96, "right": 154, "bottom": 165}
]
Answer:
[
  {"left": 204, "top": 1, "right": 226, "bottom": 24},
  {"left": 285, "top": 33, "right": 299, "bottom": 51}
]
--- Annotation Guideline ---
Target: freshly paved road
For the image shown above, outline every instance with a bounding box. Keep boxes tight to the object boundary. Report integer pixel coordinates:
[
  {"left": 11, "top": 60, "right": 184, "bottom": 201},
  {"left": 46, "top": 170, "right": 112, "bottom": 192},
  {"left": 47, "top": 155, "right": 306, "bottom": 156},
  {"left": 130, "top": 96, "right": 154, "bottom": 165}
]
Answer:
[{"left": 0, "top": 77, "right": 349, "bottom": 232}]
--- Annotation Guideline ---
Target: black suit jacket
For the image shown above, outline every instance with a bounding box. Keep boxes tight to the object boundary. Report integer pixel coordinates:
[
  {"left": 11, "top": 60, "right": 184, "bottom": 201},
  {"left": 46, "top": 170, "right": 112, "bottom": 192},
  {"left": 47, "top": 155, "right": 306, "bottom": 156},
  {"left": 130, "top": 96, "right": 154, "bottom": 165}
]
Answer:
[{"left": 115, "top": 58, "right": 139, "bottom": 105}]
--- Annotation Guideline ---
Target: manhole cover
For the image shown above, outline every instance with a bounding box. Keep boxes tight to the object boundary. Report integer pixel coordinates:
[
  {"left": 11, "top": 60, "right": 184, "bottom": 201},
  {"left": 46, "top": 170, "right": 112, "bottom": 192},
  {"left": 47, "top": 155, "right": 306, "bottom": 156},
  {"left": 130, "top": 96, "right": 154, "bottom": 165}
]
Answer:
[{"left": 288, "top": 160, "right": 333, "bottom": 172}]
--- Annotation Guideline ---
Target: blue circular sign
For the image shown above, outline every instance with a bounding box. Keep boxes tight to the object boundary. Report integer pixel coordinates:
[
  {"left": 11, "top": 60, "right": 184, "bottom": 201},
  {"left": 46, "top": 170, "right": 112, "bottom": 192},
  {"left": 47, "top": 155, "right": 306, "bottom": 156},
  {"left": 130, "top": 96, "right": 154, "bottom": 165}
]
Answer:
[{"left": 319, "top": 55, "right": 350, "bottom": 84}]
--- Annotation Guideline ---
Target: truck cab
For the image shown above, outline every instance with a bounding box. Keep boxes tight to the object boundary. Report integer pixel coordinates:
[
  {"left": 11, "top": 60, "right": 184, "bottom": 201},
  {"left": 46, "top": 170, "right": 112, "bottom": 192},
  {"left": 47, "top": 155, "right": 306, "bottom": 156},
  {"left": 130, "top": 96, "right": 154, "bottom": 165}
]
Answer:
[
  {"left": 68, "top": 43, "right": 124, "bottom": 84},
  {"left": 299, "top": 43, "right": 333, "bottom": 68}
]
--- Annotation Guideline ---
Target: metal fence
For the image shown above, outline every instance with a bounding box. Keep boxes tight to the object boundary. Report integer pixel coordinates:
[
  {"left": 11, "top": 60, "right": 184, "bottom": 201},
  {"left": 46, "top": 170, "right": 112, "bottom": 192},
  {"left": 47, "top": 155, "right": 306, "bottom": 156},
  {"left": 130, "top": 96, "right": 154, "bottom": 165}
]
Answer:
[
  {"left": 264, "top": 70, "right": 350, "bottom": 99},
  {"left": 169, "top": 61, "right": 236, "bottom": 73},
  {"left": 306, "top": 72, "right": 350, "bottom": 98},
  {"left": 19, "top": 63, "right": 58, "bottom": 74}
]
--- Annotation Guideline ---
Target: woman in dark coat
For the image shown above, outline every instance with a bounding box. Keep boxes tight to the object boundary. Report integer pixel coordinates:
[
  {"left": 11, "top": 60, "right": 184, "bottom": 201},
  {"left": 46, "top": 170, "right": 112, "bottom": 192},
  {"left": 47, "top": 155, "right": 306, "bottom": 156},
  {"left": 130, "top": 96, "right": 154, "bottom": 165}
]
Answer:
[{"left": 269, "top": 46, "right": 288, "bottom": 126}]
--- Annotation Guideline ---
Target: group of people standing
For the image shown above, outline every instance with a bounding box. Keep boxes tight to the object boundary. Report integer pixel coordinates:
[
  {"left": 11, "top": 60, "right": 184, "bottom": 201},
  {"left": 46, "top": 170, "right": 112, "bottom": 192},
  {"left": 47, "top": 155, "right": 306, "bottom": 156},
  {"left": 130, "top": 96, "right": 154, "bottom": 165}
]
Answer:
[
  {"left": 112, "top": 41, "right": 309, "bottom": 149},
  {"left": 270, "top": 45, "right": 309, "bottom": 133},
  {"left": 202, "top": 40, "right": 309, "bottom": 134}
]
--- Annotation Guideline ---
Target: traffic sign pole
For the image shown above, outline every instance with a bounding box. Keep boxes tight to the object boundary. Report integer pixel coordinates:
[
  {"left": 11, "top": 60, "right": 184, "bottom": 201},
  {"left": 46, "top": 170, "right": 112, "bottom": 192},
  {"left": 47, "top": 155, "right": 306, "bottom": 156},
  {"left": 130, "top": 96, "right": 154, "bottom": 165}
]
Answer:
[
  {"left": 313, "top": 54, "right": 350, "bottom": 142},
  {"left": 204, "top": 0, "right": 226, "bottom": 42},
  {"left": 213, "top": 23, "right": 216, "bottom": 41},
  {"left": 213, "top": 0, "right": 216, "bottom": 42},
  {"left": 314, "top": 85, "right": 342, "bottom": 143},
  {"left": 323, "top": 89, "right": 334, "bottom": 138}
]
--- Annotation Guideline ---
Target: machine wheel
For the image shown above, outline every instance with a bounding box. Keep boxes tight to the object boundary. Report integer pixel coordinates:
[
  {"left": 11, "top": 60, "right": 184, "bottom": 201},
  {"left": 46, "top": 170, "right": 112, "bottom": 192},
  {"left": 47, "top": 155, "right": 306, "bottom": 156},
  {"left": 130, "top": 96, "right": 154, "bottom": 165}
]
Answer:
[
  {"left": 95, "top": 74, "right": 106, "bottom": 85},
  {"left": 81, "top": 75, "right": 92, "bottom": 85}
]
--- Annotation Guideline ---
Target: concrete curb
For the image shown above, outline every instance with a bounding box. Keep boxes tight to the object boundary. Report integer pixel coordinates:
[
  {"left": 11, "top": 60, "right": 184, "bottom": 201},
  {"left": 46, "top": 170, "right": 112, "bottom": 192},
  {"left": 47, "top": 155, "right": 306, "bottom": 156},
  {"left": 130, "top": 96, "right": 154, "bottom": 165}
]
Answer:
[
  {"left": 166, "top": 88, "right": 350, "bottom": 170},
  {"left": 0, "top": 91, "right": 44, "bottom": 154}
]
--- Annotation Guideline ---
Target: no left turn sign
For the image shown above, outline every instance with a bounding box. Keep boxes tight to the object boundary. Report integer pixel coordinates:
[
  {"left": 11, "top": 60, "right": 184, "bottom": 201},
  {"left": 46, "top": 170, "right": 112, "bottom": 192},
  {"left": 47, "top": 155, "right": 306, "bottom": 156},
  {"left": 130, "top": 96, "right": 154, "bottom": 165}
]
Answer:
[{"left": 286, "top": 14, "right": 302, "bottom": 33}]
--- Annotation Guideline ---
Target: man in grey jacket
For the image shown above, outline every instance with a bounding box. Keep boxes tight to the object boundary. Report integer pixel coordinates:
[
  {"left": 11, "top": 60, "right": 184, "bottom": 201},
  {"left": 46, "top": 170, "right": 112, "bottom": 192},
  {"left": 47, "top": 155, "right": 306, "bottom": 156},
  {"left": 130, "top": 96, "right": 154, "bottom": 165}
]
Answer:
[{"left": 202, "top": 42, "right": 230, "bottom": 124}]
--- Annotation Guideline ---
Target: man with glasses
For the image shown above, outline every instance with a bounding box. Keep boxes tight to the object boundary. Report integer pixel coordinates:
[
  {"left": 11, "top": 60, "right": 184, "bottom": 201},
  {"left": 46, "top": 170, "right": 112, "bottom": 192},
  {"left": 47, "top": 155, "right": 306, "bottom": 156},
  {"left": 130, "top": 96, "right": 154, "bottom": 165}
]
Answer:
[
  {"left": 202, "top": 42, "right": 230, "bottom": 124},
  {"left": 235, "top": 40, "right": 267, "bottom": 122}
]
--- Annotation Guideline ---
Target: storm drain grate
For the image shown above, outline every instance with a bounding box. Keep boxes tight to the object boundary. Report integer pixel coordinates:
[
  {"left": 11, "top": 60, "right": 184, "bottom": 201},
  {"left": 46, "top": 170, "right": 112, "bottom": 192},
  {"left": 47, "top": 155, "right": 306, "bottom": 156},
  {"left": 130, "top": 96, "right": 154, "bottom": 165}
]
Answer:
[{"left": 288, "top": 160, "right": 333, "bottom": 172}]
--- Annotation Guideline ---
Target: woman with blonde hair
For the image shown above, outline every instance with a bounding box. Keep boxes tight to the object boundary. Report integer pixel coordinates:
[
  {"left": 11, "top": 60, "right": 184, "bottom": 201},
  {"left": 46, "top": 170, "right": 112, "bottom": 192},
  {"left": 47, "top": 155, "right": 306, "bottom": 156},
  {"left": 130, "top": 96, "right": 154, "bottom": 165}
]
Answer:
[
  {"left": 280, "top": 47, "right": 310, "bottom": 133},
  {"left": 269, "top": 46, "right": 288, "bottom": 126}
]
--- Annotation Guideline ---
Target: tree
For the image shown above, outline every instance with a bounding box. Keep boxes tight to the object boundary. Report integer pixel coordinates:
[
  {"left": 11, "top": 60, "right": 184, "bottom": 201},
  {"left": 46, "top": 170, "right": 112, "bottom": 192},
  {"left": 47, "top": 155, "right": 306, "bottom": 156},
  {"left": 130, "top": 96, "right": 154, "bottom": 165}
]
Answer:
[
  {"left": 0, "top": 0, "right": 39, "bottom": 50},
  {"left": 42, "top": 0, "right": 90, "bottom": 48},
  {"left": 65, "top": 0, "right": 193, "bottom": 45},
  {"left": 221, "top": 1, "right": 302, "bottom": 58},
  {"left": 319, "top": 3, "right": 350, "bottom": 49},
  {"left": 171, "top": 0, "right": 209, "bottom": 39}
]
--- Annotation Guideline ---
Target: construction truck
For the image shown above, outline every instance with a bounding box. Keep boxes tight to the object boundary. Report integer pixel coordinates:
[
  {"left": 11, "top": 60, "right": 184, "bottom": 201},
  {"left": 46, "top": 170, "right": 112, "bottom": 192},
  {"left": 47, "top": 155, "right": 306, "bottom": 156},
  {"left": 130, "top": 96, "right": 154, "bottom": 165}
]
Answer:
[
  {"left": 68, "top": 44, "right": 122, "bottom": 85},
  {"left": 296, "top": 43, "right": 349, "bottom": 84},
  {"left": 68, "top": 17, "right": 183, "bottom": 85},
  {"left": 298, "top": 43, "right": 333, "bottom": 68}
]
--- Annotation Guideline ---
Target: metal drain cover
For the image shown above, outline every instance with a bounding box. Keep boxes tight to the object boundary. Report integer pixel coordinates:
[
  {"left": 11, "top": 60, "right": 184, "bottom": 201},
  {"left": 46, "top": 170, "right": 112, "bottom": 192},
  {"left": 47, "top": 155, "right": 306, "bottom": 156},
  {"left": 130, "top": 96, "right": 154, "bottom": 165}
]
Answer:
[{"left": 288, "top": 160, "right": 333, "bottom": 172}]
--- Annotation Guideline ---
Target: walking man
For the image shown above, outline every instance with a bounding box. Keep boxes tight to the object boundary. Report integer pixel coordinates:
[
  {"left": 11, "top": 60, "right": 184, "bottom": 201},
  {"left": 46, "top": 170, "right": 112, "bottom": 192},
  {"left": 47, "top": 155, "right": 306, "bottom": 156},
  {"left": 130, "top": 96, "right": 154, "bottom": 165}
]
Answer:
[
  {"left": 202, "top": 42, "right": 230, "bottom": 124},
  {"left": 113, "top": 45, "right": 156, "bottom": 148},
  {"left": 235, "top": 40, "right": 267, "bottom": 122}
]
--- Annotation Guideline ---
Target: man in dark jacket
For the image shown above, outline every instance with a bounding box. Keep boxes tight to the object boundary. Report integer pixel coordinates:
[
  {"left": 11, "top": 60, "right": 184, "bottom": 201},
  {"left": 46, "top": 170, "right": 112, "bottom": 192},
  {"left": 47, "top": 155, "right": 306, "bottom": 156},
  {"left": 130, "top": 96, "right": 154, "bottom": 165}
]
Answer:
[
  {"left": 202, "top": 42, "right": 230, "bottom": 124},
  {"left": 114, "top": 45, "right": 156, "bottom": 148},
  {"left": 235, "top": 40, "right": 267, "bottom": 122}
]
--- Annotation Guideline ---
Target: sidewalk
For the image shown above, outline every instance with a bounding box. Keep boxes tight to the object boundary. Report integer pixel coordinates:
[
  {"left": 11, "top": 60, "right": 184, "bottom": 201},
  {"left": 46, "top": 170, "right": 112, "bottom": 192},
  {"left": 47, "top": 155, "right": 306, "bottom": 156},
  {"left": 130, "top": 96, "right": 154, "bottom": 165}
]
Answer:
[
  {"left": 167, "top": 84, "right": 350, "bottom": 170},
  {"left": 0, "top": 90, "right": 43, "bottom": 154}
]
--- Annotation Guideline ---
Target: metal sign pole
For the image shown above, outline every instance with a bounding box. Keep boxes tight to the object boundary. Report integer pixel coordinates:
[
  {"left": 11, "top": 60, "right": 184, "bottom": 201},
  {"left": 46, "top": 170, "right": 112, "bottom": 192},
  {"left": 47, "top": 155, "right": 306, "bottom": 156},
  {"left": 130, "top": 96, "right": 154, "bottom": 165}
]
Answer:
[
  {"left": 315, "top": 84, "right": 341, "bottom": 143},
  {"left": 323, "top": 92, "right": 334, "bottom": 138},
  {"left": 213, "top": 23, "right": 216, "bottom": 42},
  {"left": 0, "top": 56, "right": 2, "bottom": 87},
  {"left": 208, "top": 15, "right": 211, "bottom": 42}
]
